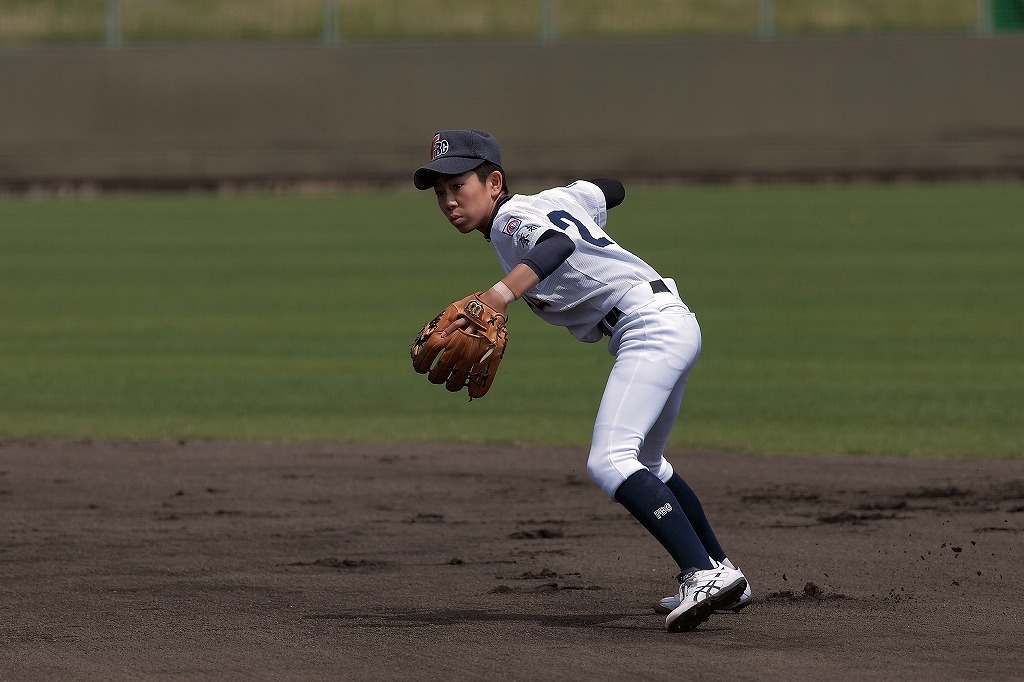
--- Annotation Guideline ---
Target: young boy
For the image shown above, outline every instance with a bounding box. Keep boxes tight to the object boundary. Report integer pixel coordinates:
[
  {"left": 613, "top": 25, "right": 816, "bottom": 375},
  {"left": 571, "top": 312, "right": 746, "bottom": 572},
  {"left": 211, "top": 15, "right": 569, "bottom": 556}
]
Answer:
[{"left": 412, "top": 129, "right": 751, "bottom": 632}]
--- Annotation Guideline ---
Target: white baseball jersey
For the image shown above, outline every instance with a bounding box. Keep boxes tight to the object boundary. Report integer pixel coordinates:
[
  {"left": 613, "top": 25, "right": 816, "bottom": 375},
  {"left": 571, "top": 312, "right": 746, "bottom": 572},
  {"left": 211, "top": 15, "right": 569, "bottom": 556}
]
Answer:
[{"left": 489, "top": 180, "right": 664, "bottom": 342}]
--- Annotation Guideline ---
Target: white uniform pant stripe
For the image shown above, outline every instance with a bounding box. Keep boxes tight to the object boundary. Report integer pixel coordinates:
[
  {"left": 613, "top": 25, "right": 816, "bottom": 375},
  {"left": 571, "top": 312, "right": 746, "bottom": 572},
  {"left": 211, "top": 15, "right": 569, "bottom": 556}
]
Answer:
[{"left": 586, "top": 302, "right": 701, "bottom": 499}]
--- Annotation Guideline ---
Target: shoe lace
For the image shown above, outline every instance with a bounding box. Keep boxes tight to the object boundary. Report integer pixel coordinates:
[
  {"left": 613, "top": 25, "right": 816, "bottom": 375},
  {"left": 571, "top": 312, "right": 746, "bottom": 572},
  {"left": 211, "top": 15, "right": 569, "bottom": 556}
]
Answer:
[{"left": 675, "top": 570, "right": 698, "bottom": 585}]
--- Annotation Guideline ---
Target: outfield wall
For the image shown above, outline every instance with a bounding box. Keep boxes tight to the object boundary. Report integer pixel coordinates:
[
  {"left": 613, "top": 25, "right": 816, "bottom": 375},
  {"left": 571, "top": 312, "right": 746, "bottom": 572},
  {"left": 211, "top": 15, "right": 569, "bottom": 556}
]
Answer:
[{"left": 1, "top": 35, "right": 1023, "bottom": 187}]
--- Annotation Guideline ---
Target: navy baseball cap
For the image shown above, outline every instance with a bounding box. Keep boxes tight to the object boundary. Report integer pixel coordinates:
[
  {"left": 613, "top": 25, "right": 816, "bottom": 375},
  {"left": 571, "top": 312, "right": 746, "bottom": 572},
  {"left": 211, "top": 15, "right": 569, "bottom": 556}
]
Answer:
[{"left": 413, "top": 130, "right": 502, "bottom": 190}]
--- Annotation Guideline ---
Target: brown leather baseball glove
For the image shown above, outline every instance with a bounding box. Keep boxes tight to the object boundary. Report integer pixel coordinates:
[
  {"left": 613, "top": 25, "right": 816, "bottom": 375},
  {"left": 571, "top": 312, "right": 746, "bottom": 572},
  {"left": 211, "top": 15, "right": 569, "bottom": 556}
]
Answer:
[{"left": 410, "top": 293, "right": 508, "bottom": 399}]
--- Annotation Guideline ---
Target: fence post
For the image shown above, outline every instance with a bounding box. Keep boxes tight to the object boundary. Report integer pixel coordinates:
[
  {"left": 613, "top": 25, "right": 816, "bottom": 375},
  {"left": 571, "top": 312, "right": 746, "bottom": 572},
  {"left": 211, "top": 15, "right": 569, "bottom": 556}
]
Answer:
[
  {"left": 322, "top": 0, "right": 340, "bottom": 45},
  {"left": 105, "top": 0, "right": 121, "bottom": 47},
  {"left": 976, "top": 0, "right": 993, "bottom": 34},
  {"left": 540, "top": 0, "right": 557, "bottom": 42},
  {"left": 758, "top": 0, "right": 775, "bottom": 38}
]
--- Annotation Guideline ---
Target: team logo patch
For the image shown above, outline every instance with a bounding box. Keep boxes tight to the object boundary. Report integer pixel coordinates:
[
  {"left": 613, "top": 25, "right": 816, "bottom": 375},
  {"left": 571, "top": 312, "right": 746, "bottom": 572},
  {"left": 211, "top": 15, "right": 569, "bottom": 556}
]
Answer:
[
  {"left": 501, "top": 217, "right": 523, "bottom": 236},
  {"left": 431, "top": 134, "right": 449, "bottom": 160},
  {"left": 517, "top": 224, "right": 537, "bottom": 249}
]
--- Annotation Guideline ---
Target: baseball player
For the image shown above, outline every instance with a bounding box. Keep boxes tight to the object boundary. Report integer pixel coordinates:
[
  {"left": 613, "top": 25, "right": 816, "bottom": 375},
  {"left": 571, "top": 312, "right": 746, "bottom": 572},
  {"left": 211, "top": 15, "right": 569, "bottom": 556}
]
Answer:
[{"left": 413, "top": 130, "right": 751, "bottom": 632}]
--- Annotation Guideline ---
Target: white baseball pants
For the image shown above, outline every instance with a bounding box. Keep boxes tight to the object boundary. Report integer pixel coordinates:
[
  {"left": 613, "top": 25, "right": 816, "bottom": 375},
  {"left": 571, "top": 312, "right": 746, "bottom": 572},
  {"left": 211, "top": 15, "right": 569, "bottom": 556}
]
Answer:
[{"left": 586, "top": 287, "right": 702, "bottom": 499}]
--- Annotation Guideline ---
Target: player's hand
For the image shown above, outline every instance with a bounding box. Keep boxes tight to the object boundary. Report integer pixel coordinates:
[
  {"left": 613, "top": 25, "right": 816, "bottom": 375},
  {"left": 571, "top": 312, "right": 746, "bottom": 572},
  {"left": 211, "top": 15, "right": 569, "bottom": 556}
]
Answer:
[{"left": 440, "top": 289, "right": 507, "bottom": 337}]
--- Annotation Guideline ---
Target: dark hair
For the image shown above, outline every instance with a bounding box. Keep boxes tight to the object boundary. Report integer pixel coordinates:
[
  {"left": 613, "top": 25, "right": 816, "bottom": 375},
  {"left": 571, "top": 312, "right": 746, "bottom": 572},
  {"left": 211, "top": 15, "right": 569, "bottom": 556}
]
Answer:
[{"left": 474, "top": 161, "right": 509, "bottom": 194}]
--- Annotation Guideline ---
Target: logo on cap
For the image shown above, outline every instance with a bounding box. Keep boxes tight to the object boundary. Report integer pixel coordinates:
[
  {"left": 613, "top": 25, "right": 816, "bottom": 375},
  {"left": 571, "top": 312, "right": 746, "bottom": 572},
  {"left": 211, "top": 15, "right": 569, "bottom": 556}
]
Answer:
[{"left": 431, "top": 134, "right": 449, "bottom": 161}]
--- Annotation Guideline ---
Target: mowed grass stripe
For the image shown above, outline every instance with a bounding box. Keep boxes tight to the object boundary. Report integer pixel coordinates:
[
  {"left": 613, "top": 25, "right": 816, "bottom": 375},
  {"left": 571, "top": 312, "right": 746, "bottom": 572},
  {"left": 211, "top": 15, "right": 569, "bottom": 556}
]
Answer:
[{"left": 0, "top": 184, "right": 1020, "bottom": 456}]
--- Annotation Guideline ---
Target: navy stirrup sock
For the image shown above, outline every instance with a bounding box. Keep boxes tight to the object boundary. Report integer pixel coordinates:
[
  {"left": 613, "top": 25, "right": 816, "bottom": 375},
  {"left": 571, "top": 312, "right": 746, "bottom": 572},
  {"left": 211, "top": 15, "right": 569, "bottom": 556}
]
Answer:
[
  {"left": 665, "top": 472, "right": 726, "bottom": 563},
  {"left": 613, "top": 470, "right": 713, "bottom": 572}
]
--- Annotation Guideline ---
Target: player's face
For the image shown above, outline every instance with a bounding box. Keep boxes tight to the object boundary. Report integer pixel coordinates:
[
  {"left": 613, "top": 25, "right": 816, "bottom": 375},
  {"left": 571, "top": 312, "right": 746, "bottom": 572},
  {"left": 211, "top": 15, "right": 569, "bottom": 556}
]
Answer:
[{"left": 433, "top": 170, "right": 503, "bottom": 234}]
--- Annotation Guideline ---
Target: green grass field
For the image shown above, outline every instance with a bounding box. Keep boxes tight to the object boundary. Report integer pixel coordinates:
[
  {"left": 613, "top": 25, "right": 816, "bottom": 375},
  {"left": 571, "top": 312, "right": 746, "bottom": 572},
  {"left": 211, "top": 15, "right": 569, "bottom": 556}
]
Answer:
[{"left": 1, "top": 183, "right": 1021, "bottom": 457}]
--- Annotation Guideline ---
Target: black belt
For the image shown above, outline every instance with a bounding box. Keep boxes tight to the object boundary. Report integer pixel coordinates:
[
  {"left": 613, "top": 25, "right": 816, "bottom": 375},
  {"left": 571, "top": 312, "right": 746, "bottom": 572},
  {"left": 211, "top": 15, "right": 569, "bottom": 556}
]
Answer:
[{"left": 601, "top": 280, "right": 670, "bottom": 335}]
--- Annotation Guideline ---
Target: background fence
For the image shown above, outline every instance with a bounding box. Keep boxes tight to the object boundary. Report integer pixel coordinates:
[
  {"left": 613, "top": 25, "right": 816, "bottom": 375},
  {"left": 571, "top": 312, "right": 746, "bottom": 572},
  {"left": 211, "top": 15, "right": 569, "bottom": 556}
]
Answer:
[
  {"left": 1, "top": 0, "right": 1024, "bottom": 46},
  {"left": 2, "top": 2, "right": 1024, "bottom": 189}
]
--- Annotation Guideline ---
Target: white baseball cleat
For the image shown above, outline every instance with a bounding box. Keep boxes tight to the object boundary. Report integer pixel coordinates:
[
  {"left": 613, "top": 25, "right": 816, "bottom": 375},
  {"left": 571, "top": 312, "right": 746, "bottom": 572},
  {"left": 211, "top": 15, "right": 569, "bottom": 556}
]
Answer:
[
  {"left": 656, "top": 580, "right": 752, "bottom": 615},
  {"left": 664, "top": 562, "right": 747, "bottom": 633}
]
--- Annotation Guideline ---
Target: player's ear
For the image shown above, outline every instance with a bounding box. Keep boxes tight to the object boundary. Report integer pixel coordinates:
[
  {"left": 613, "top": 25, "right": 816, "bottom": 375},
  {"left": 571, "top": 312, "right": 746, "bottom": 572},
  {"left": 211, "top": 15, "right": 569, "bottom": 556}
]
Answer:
[{"left": 486, "top": 170, "right": 504, "bottom": 197}]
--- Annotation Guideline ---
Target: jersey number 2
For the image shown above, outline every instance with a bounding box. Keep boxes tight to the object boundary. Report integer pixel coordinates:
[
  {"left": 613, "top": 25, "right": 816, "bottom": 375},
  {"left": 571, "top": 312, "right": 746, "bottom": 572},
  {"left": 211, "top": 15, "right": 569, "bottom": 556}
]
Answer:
[{"left": 547, "top": 210, "right": 613, "bottom": 248}]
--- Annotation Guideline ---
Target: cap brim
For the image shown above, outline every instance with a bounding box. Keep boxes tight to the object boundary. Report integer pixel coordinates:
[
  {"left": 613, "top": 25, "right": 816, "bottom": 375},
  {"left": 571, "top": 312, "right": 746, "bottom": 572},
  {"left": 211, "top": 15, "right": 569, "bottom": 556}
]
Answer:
[{"left": 413, "top": 156, "right": 485, "bottom": 190}]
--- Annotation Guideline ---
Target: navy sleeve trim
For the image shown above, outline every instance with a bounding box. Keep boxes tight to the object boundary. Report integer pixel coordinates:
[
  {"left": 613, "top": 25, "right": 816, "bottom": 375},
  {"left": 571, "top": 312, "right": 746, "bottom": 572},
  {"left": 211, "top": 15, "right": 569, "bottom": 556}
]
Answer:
[
  {"left": 520, "top": 230, "right": 575, "bottom": 281},
  {"left": 587, "top": 179, "right": 625, "bottom": 209}
]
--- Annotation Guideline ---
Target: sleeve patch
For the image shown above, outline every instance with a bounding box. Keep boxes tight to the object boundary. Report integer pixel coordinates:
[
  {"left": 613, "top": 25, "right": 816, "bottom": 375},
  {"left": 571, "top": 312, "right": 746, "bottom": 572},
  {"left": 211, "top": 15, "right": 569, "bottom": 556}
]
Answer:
[
  {"left": 517, "top": 225, "right": 538, "bottom": 249},
  {"left": 501, "top": 216, "right": 523, "bottom": 236}
]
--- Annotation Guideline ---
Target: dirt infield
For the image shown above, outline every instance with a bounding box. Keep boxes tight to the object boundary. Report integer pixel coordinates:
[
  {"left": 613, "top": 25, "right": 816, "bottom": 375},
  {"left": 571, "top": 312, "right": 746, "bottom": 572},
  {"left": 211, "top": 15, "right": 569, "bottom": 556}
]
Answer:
[{"left": 1, "top": 439, "right": 1021, "bottom": 680}]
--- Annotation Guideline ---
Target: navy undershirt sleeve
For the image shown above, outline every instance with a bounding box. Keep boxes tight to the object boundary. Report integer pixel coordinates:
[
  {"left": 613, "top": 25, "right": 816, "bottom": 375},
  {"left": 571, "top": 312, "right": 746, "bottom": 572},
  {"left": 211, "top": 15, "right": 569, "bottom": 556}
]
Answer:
[
  {"left": 519, "top": 230, "right": 575, "bottom": 281},
  {"left": 587, "top": 179, "right": 625, "bottom": 209}
]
